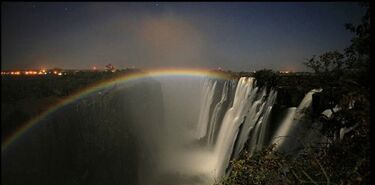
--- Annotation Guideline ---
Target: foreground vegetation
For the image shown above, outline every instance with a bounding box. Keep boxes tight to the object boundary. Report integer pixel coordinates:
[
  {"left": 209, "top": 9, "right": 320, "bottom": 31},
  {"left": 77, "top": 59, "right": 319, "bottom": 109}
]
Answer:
[{"left": 217, "top": 3, "right": 370, "bottom": 185}]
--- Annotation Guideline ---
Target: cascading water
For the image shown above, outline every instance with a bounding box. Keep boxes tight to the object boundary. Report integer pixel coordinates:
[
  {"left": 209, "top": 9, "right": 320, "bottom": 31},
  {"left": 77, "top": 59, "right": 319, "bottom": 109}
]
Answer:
[
  {"left": 3, "top": 75, "right": 324, "bottom": 185},
  {"left": 271, "top": 107, "right": 297, "bottom": 149},
  {"left": 194, "top": 77, "right": 278, "bottom": 178},
  {"left": 212, "top": 77, "right": 258, "bottom": 177},
  {"left": 194, "top": 77, "right": 323, "bottom": 180},
  {"left": 206, "top": 81, "right": 230, "bottom": 145},
  {"left": 271, "top": 88, "right": 322, "bottom": 153},
  {"left": 196, "top": 80, "right": 218, "bottom": 139},
  {"left": 247, "top": 89, "right": 277, "bottom": 155}
]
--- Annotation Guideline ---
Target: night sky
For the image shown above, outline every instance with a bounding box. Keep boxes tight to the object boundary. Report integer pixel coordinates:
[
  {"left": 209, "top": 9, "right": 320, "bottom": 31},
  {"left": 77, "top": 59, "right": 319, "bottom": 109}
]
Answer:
[{"left": 1, "top": 2, "right": 366, "bottom": 71}]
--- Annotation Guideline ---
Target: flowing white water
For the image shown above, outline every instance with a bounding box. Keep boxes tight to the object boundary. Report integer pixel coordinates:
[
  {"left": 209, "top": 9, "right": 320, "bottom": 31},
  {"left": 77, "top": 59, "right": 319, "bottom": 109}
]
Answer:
[
  {"left": 196, "top": 80, "right": 217, "bottom": 139},
  {"left": 207, "top": 81, "right": 230, "bottom": 145},
  {"left": 272, "top": 88, "right": 322, "bottom": 152},
  {"left": 251, "top": 90, "right": 278, "bottom": 153},
  {"left": 212, "top": 77, "right": 256, "bottom": 177},
  {"left": 170, "top": 77, "right": 323, "bottom": 182},
  {"left": 208, "top": 82, "right": 321, "bottom": 178},
  {"left": 297, "top": 89, "right": 322, "bottom": 111},
  {"left": 271, "top": 107, "right": 297, "bottom": 150},
  {"left": 192, "top": 77, "right": 281, "bottom": 178},
  {"left": 3, "top": 75, "right": 325, "bottom": 185},
  {"left": 232, "top": 89, "right": 278, "bottom": 158},
  {"left": 208, "top": 77, "right": 282, "bottom": 177}
]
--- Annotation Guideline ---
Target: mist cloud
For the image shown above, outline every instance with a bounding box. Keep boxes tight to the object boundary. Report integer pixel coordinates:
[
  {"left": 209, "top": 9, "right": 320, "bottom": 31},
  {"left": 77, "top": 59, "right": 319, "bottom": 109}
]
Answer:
[{"left": 135, "top": 15, "right": 210, "bottom": 68}]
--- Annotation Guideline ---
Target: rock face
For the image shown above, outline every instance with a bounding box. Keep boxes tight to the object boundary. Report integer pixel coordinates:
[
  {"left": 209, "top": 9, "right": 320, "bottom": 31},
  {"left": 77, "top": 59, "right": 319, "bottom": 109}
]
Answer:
[
  {"left": 275, "top": 86, "right": 307, "bottom": 108},
  {"left": 2, "top": 78, "right": 165, "bottom": 185}
]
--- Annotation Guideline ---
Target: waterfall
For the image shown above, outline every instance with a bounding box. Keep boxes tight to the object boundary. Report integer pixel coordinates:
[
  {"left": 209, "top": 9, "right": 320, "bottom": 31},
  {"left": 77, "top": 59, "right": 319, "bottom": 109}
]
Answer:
[
  {"left": 196, "top": 79, "right": 217, "bottom": 139},
  {"left": 232, "top": 88, "right": 277, "bottom": 158},
  {"left": 248, "top": 89, "right": 277, "bottom": 155},
  {"left": 206, "top": 81, "right": 230, "bottom": 145},
  {"left": 211, "top": 77, "right": 280, "bottom": 177},
  {"left": 271, "top": 107, "right": 297, "bottom": 149},
  {"left": 3, "top": 74, "right": 326, "bottom": 185},
  {"left": 212, "top": 78, "right": 255, "bottom": 176},
  {"left": 271, "top": 88, "right": 322, "bottom": 153},
  {"left": 195, "top": 77, "right": 323, "bottom": 179}
]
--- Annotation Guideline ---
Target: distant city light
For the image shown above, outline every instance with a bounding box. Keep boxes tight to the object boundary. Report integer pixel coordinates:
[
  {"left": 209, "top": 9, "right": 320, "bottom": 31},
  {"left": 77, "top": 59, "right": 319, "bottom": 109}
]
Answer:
[
  {"left": 1, "top": 69, "right": 50, "bottom": 76},
  {"left": 0, "top": 68, "right": 127, "bottom": 76},
  {"left": 279, "top": 71, "right": 290, "bottom": 74}
]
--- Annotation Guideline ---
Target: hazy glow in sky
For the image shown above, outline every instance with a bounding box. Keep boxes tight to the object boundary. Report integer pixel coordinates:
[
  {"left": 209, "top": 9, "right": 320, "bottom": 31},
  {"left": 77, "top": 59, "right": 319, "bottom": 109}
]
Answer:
[{"left": 1, "top": 2, "right": 365, "bottom": 71}]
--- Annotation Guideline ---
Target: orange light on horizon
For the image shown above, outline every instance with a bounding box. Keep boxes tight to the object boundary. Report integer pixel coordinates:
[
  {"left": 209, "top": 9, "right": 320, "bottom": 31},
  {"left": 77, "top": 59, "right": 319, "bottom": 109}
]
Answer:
[{"left": 279, "top": 70, "right": 291, "bottom": 74}]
